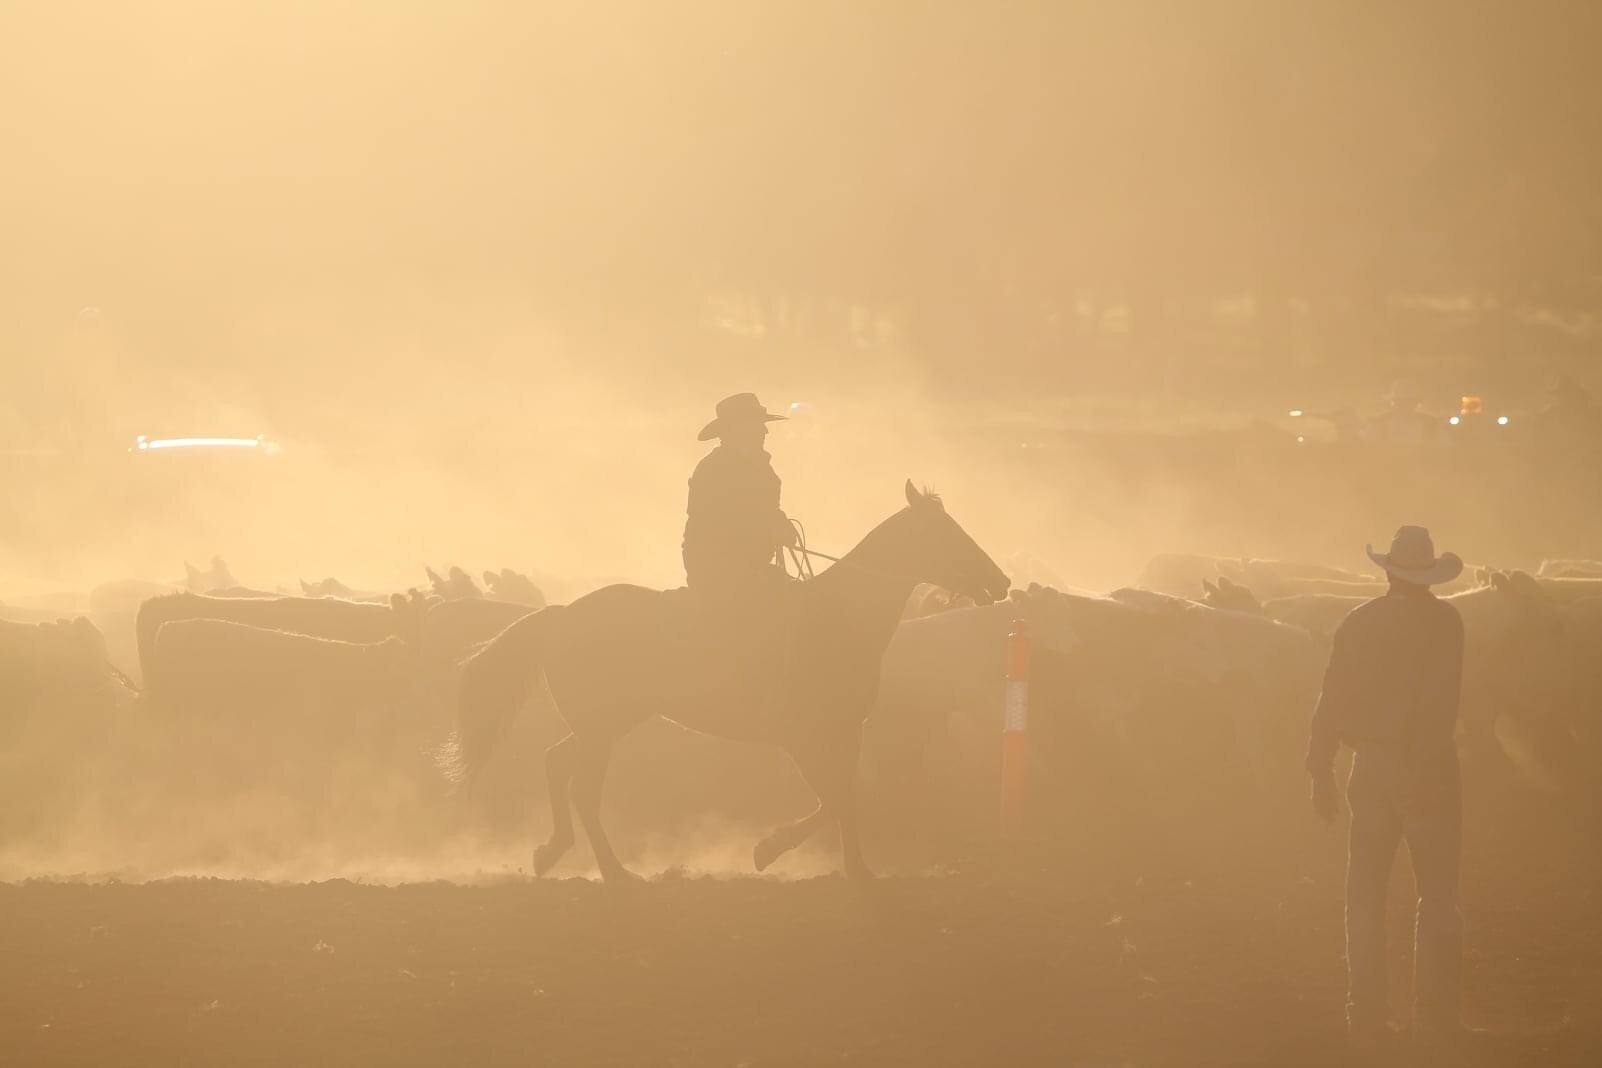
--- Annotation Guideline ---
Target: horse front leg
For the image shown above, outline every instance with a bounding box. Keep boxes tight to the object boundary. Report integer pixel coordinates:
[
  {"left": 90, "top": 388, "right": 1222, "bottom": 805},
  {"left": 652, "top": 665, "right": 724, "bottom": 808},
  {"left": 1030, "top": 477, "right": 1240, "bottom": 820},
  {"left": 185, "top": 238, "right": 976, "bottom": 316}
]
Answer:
[
  {"left": 783, "top": 730, "right": 872, "bottom": 880},
  {"left": 570, "top": 735, "right": 637, "bottom": 882}
]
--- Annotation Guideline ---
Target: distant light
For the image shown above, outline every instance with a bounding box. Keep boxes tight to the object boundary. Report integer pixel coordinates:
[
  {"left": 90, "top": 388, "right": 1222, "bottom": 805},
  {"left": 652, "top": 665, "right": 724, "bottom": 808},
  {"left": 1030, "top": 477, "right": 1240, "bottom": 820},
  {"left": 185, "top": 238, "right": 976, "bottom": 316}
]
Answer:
[
  {"left": 1296, "top": 435, "right": 1306, "bottom": 444},
  {"left": 132, "top": 436, "right": 267, "bottom": 452},
  {"left": 1288, "top": 409, "right": 1304, "bottom": 418},
  {"left": 1497, "top": 415, "right": 1509, "bottom": 426},
  {"left": 1448, "top": 416, "right": 1461, "bottom": 426}
]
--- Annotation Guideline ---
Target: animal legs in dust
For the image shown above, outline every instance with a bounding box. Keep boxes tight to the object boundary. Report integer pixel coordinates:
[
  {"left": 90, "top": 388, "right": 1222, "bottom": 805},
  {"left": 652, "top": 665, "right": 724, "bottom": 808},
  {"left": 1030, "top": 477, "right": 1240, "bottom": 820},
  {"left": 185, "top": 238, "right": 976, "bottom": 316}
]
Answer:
[
  {"left": 533, "top": 734, "right": 578, "bottom": 876},
  {"left": 570, "top": 735, "right": 635, "bottom": 882},
  {"left": 787, "top": 735, "right": 872, "bottom": 880},
  {"left": 753, "top": 804, "right": 826, "bottom": 873}
]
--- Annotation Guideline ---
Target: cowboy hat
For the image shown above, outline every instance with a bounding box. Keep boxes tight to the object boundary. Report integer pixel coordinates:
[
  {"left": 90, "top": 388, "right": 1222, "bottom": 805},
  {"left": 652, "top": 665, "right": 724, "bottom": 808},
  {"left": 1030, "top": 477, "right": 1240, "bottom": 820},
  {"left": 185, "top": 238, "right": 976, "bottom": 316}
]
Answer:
[
  {"left": 697, "top": 393, "right": 787, "bottom": 442},
  {"left": 1365, "top": 526, "right": 1463, "bottom": 586}
]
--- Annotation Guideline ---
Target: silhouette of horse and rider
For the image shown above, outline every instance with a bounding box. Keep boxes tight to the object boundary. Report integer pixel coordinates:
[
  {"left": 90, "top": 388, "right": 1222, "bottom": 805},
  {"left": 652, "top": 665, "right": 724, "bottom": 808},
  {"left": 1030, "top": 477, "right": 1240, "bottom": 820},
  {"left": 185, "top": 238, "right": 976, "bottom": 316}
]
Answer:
[{"left": 447, "top": 393, "right": 1011, "bottom": 881}]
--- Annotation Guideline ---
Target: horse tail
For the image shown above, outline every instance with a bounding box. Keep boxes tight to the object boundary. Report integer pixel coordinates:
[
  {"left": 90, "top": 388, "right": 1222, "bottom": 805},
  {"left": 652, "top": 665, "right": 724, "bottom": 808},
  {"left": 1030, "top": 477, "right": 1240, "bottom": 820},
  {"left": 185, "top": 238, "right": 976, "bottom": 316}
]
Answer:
[{"left": 439, "top": 606, "right": 560, "bottom": 787}]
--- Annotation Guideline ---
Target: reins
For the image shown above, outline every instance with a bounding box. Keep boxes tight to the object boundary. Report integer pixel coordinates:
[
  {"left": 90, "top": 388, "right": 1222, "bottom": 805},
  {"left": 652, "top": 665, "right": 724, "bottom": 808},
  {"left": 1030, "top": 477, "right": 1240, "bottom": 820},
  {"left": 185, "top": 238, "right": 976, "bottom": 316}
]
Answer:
[{"left": 783, "top": 518, "right": 926, "bottom": 587}]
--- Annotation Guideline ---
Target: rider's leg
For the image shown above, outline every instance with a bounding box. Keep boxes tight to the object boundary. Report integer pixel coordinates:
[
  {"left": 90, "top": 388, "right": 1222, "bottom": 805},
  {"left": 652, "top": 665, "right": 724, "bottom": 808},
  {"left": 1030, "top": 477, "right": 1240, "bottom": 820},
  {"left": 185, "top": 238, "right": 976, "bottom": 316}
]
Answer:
[{"left": 533, "top": 734, "right": 578, "bottom": 876}]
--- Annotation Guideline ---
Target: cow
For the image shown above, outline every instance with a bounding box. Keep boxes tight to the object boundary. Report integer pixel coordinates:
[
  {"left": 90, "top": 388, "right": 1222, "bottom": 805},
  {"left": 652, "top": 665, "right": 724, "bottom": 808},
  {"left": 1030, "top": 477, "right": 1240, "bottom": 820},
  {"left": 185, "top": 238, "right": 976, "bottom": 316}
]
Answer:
[
  {"left": 148, "top": 618, "right": 416, "bottom": 718},
  {"left": 135, "top": 591, "right": 427, "bottom": 683},
  {"left": 481, "top": 569, "right": 546, "bottom": 608},
  {"left": 0, "top": 602, "right": 72, "bottom": 625},
  {"left": 182, "top": 556, "right": 238, "bottom": 593},
  {"left": 1533, "top": 575, "right": 1602, "bottom": 603},
  {"left": 0, "top": 616, "right": 137, "bottom": 836},
  {"left": 146, "top": 618, "right": 425, "bottom": 788},
  {"left": 1537, "top": 559, "right": 1602, "bottom": 579},
  {"left": 1138, "top": 553, "right": 1377, "bottom": 599},
  {"left": 1200, "top": 577, "right": 1365, "bottom": 639},
  {"left": 867, "top": 584, "right": 1325, "bottom": 834},
  {"left": 426, "top": 566, "right": 483, "bottom": 601},
  {"left": 0, "top": 616, "right": 129, "bottom": 716},
  {"left": 299, "top": 577, "right": 390, "bottom": 603}
]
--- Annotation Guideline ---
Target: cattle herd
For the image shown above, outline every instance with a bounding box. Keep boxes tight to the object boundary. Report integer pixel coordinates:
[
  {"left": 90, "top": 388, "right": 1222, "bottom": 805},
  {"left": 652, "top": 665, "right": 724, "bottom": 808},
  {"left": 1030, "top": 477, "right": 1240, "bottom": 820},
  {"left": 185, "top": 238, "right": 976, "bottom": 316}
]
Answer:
[{"left": 2, "top": 550, "right": 1599, "bottom": 873}]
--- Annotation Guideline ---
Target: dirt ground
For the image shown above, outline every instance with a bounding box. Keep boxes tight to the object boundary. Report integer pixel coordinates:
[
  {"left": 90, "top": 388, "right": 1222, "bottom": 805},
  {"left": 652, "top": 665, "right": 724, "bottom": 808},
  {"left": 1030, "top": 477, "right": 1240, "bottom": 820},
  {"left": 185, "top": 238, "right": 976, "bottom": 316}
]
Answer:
[{"left": 2, "top": 781, "right": 1599, "bottom": 1068}]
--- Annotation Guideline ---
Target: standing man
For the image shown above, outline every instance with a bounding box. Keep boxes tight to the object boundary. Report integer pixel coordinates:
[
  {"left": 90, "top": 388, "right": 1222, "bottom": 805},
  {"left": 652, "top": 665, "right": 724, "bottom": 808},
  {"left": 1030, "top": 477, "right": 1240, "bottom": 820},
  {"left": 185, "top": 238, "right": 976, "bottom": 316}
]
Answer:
[
  {"left": 682, "top": 392, "right": 796, "bottom": 605},
  {"left": 1306, "top": 526, "right": 1470, "bottom": 1050}
]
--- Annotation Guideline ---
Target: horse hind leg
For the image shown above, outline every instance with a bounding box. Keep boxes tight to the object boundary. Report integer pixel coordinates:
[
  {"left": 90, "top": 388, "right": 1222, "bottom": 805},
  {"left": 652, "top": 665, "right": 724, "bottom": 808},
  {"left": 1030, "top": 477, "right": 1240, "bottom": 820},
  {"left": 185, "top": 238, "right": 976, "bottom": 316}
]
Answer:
[
  {"left": 570, "top": 736, "right": 636, "bottom": 882},
  {"left": 533, "top": 734, "right": 578, "bottom": 876}
]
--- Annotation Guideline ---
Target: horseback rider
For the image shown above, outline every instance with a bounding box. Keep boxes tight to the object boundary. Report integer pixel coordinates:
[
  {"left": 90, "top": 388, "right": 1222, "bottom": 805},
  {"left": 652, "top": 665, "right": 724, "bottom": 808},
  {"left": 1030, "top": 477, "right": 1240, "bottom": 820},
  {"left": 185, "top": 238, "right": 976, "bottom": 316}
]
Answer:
[{"left": 682, "top": 393, "right": 797, "bottom": 604}]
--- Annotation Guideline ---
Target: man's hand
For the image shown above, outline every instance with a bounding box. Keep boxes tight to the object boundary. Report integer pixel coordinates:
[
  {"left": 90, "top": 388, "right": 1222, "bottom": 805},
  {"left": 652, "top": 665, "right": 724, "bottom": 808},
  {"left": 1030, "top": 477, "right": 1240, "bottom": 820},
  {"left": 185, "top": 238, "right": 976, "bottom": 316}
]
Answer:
[
  {"left": 1309, "top": 771, "right": 1342, "bottom": 824},
  {"left": 776, "top": 512, "right": 800, "bottom": 549}
]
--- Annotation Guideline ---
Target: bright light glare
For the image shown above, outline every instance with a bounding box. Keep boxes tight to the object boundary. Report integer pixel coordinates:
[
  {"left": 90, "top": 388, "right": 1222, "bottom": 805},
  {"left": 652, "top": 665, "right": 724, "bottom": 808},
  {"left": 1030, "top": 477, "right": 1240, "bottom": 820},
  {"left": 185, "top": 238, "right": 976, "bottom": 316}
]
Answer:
[
  {"left": 1448, "top": 416, "right": 1461, "bottom": 426},
  {"left": 135, "top": 436, "right": 263, "bottom": 451},
  {"left": 1288, "top": 409, "right": 1304, "bottom": 418},
  {"left": 1497, "top": 415, "right": 1509, "bottom": 425}
]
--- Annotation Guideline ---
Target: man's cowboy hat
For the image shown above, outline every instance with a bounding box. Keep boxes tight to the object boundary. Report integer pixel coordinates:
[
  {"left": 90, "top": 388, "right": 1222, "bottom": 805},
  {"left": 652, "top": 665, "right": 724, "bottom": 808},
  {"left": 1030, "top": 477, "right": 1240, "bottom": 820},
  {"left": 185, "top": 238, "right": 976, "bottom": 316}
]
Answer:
[
  {"left": 1365, "top": 526, "right": 1464, "bottom": 586},
  {"left": 698, "top": 393, "right": 787, "bottom": 442}
]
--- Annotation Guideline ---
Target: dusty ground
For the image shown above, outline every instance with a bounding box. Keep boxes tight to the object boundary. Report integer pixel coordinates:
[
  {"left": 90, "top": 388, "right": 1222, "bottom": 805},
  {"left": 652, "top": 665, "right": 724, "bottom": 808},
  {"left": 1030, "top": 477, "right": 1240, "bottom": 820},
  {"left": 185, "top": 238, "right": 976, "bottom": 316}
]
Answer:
[{"left": 3, "top": 782, "right": 1598, "bottom": 1068}]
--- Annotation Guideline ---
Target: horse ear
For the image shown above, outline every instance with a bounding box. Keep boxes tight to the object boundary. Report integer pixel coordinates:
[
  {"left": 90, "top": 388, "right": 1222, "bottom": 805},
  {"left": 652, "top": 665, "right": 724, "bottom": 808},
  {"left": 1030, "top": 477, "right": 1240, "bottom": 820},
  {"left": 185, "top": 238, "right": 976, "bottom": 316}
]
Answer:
[{"left": 904, "top": 479, "right": 921, "bottom": 508}]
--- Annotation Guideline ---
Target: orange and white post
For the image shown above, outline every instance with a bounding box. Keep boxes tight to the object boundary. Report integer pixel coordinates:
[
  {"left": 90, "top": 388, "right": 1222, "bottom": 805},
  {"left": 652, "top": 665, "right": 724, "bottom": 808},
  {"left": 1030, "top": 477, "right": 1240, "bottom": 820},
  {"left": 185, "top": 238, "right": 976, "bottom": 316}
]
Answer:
[{"left": 1001, "top": 617, "right": 1030, "bottom": 840}]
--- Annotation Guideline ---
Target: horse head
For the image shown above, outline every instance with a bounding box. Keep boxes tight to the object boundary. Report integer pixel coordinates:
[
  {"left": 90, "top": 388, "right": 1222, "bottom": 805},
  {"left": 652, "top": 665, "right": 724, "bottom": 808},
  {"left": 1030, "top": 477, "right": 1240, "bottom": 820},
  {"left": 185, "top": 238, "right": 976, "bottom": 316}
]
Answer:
[{"left": 891, "top": 480, "right": 1011, "bottom": 606}]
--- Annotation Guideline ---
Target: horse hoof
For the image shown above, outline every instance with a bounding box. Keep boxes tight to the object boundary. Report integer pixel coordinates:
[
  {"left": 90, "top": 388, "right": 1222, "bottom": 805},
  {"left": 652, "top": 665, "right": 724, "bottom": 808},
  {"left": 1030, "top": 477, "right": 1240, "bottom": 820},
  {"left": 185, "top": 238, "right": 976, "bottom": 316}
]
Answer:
[
  {"left": 601, "top": 866, "right": 643, "bottom": 884},
  {"left": 753, "top": 839, "right": 782, "bottom": 872},
  {"left": 533, "top": 842, "right": 568, "bottom": 877}
]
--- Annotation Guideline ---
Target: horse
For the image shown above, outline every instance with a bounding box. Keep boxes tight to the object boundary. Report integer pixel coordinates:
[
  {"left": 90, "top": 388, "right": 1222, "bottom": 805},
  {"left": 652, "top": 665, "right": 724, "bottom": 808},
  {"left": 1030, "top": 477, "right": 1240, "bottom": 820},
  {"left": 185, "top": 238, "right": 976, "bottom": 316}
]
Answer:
[{"left": 443, "top": 481, "right": 1010, "bottom": 881}]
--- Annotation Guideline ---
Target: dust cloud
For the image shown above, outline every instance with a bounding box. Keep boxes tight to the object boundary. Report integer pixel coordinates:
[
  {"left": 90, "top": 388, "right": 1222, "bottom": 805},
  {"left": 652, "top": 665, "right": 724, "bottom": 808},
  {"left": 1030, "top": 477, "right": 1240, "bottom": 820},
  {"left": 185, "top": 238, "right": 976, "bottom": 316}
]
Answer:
[{"left": 4, "top": 3, "right": 1602, "bottom": 1064}]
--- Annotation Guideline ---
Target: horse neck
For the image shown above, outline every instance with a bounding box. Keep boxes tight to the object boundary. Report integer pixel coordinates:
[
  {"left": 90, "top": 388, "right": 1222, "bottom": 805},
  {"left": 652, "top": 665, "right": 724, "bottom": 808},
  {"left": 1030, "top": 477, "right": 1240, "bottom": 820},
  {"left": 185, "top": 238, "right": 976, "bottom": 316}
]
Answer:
[{"left": 810, "top": 516, "right": 921, "bottom": 646}]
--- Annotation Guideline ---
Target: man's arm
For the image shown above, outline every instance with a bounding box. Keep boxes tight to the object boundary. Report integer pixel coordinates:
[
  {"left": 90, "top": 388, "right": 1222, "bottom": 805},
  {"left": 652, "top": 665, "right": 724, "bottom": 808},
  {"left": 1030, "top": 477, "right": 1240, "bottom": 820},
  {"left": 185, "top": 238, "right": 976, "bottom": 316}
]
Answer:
[
  {"left": 1307, "top": 622, "right": 1357, "bottom": 773},
  {"left": 1306, "top": 622, "right": 1357, "bottom": 821}
]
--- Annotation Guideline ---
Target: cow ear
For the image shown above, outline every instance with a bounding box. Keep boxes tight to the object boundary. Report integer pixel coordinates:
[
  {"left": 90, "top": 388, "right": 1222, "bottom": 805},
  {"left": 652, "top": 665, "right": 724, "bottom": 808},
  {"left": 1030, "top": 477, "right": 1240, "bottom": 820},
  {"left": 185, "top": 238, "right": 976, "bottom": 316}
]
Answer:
[
  {"left": 904, "top": 479, "right": 921, "bottom": 508},
  {"left": 300, "top": 579, "right": 314, "bottom": 595},
  {"left": 425, "top": 566, "right": 445, "bottom": 586},
  {"left": 483, "top": 570, "right": 497, "bottom": 587},
  {"left": 1490, "top": 571, "right": 1509, "bottom": 591},
  {"left": 1202, "top": 579, "right": 1219, "bottom": 596}
]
